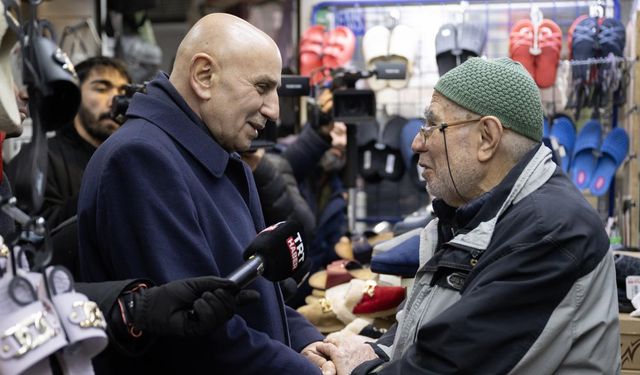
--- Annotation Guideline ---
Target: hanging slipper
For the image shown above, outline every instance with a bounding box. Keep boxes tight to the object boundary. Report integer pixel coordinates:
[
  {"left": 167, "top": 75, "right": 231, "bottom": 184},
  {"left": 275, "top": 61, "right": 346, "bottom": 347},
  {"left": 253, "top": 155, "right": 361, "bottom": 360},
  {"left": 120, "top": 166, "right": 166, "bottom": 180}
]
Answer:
[
  {"left": 387, "top": 24, "right": 417, "bottom": 89},
  {"left": 509, "top": 19, "right": 535, "bottom": 79},
  {"left": 377, "top": 116, "right": 407, "bottom": 181},
  {"left": 323, "top": 26, "right": 356, "bottom": 69},
  {"left": 570, "top": 119, "right": 602, "bottom": 189},
  {"left": 598, "top": 17, "right": 626, "bottom": 57},
  {"left": 362, "top": 25, "right": 390, "bottom": 91},
  {"left": 457, "top": 21, "right": 487, "bottom": 63},
  {"left": 400, "top": 118, "right": 424, "bottom": 191},
  {"left": 435, "top": 23, "right": 459, "bottom": 77},
  {"left": 549, "top": 114, "right": 576, "bottom": 173},
  {"left": 535, "top": 19, "right": 563, "bottom": 88},
  {"left": 570, "top": 16, "right": 598, "bottom": 81},
  {"left": 589, "top": 127, "right": 629, "bottom": 196}
]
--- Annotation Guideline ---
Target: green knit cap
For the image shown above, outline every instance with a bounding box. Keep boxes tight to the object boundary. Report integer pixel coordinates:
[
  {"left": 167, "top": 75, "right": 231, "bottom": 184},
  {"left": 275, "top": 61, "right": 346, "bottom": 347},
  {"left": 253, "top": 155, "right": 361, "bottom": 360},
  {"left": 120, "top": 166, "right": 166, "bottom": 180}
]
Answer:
[{"left": 434, "top": 57, "right": 543, "bottom": 142}]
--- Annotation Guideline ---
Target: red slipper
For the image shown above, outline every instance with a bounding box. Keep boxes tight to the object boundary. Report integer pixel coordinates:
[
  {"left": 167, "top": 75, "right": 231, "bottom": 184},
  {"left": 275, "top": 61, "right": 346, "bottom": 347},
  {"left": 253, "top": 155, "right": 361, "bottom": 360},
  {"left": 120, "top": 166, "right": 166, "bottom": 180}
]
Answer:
[
  {"left": 350, "top": 280, "right": 406, "bottom": 316},
  {"left": 322, "top": 26, "right": 355, "bottom": 69},
  {"left": 509, "top": 19, "right": 535, "bottom": 79},
  {"left": 299, "top": 25, "right": 325, "bottom": 78},
  {"left": 534, "top": 19, "right": 562, "bottom": 88}
]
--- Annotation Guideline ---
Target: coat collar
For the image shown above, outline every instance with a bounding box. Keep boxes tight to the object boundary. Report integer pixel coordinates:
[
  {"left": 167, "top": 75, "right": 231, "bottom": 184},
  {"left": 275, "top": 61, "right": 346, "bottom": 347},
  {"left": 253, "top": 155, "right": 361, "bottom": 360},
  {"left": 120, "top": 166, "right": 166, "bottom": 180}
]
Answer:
[{"left": 126, "top": 72, "right": 230, "bottom": 178}]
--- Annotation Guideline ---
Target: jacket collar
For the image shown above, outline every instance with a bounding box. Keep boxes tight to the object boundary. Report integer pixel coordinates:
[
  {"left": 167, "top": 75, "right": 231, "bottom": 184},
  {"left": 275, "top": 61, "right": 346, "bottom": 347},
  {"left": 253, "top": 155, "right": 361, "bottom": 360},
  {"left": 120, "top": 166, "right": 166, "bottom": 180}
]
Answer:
[
  {"left": 126, "top": 72, "right": 229, "bottom": 177},
  {"left": 435, "top": 144, "right": 556, "bottom": 251}
]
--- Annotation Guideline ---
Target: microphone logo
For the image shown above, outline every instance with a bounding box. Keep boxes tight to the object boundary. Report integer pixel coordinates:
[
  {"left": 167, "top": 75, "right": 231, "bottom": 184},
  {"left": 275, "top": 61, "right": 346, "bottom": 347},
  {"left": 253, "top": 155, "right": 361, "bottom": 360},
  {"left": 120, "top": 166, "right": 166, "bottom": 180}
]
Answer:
[{"left": 286, "top": 231, "right": 305, "bottom": 271}]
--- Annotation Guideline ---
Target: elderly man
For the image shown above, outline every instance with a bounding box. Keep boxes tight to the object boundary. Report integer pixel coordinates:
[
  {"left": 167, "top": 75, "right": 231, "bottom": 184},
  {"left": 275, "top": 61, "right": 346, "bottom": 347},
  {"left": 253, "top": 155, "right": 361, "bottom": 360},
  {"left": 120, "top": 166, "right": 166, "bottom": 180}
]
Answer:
[
  {"left": 78, "top": 13, "right": 329, "bottom": 375},
  {"left": 315, "top": 58, "right": 620, "bottom": 374}
]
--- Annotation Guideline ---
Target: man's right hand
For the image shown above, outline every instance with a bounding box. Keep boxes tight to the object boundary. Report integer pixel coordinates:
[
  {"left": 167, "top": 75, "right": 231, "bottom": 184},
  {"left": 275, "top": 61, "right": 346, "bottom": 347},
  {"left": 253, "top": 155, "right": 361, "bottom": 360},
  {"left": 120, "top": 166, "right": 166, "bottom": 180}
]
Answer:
[{"left": 131, "top": 276, "right": 260, "bottom": 337}]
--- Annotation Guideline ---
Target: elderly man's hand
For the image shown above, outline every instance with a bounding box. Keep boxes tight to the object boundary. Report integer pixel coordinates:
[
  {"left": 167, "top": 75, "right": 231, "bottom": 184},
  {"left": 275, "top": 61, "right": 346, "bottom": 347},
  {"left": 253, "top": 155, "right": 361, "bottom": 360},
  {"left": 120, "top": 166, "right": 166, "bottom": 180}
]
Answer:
[
  {"left": 302, "top": 341, "right": 337, "bottom": 375},
  {"left": 314, "top": 337, "right": 378, "bottom": 375}
]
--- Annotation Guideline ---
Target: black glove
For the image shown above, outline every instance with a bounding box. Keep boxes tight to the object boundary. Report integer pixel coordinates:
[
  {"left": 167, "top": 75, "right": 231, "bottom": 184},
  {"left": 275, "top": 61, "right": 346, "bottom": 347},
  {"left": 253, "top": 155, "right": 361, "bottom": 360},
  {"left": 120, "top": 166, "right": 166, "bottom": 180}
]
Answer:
[{"left": 130, "top": 276, "right": 260, "bottom": 337}]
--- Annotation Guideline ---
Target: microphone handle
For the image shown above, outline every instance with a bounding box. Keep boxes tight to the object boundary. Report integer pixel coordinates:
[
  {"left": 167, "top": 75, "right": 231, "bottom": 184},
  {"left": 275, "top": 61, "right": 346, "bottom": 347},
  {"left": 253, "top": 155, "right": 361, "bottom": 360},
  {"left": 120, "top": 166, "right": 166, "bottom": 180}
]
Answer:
[{"left": 227, "top": 255, "right": 265, "bottom": 289}]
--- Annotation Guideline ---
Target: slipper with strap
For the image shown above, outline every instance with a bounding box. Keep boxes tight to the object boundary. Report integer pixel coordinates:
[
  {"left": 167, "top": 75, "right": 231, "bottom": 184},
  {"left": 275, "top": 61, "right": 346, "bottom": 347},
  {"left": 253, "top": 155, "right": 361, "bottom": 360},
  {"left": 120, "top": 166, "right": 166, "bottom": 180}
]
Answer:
[
  {"left": 598, "top": 17, "right": 626, "bottom": 57},
  {"left": 589, "top": 127, "right": 629, "bottom": 196},
  {"left": 570, "top": 119, "right": 602, "bottom": 189}
]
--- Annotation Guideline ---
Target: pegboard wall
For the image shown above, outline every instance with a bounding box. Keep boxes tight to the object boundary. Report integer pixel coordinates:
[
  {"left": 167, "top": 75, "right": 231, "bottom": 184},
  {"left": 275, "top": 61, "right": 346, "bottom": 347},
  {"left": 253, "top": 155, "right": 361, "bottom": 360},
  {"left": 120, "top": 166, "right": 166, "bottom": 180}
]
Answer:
[{"left": 302, "top": 0, "right": 616, "bottom": 122}]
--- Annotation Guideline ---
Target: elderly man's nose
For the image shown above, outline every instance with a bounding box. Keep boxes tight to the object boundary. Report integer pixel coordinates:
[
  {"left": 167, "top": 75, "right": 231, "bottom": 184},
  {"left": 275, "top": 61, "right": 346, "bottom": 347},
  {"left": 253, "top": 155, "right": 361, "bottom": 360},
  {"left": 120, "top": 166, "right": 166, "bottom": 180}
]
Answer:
[{"left": 411, "top": 132, "right": 425, "bottom": 153}]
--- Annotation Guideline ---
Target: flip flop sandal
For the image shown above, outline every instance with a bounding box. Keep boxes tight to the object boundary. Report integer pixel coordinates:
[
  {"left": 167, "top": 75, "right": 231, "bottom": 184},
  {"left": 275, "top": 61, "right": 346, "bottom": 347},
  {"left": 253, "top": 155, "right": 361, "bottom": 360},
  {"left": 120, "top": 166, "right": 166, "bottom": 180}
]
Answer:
[
  {"left": 535, "top": 19, "right": 563, "bottom": 88},
  {"left": 570, "top": 119, "right": 602, "bottom": 189},
  {"left": 509, "top": 19, "right": 536, "bottom": 79},
  {"left": 296, "top": 297, "right": 346, "bottom": 333},
  {"left": 362, "top": 25, "right": 390, "bottom": 91},
  {"left": 387, "top": 24, "right": 417, "bottom": 89},
  {"left": 323, "top": 26, "right": 355, "bottom": 69},
  {"left": 0, "top": 271, "right": 67, "bottom": 375},
  {"left": 44, "top": 266, "right": 108, "bottom": 374},
  {"left": 589, "top": 127, "right": 629, "bottom": 196},
  {"left": 308, "top": 259, "right": 375, "bottom": 290}
]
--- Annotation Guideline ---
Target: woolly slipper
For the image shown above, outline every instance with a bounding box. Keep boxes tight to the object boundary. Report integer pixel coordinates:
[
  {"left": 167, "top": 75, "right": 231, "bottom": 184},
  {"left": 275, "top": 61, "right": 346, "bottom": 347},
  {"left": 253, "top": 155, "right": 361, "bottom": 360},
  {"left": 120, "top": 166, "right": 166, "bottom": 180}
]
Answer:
[
  {"left": 570, "top": 119, "right": 602, "bottom": 189},
  {"left": 362, "top": 25, "right": 390, "bottom": 91},
  {"left": 589, "top": 127, "right": 629, "bottom": 196},
  {"left": 387, "top": 24, "right": 417, "bottom": 89}
]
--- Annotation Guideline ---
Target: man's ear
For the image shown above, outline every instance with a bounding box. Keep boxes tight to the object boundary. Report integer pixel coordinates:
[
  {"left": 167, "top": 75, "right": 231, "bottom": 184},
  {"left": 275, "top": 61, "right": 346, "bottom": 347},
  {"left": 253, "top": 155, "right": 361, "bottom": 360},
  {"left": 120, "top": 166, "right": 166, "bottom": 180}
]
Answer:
[
  {"left": 477, "top": 116, "right": 503, "bottom": 162},
  {"left": 189, "top": 53, "right": 218, "bottom": 100}
]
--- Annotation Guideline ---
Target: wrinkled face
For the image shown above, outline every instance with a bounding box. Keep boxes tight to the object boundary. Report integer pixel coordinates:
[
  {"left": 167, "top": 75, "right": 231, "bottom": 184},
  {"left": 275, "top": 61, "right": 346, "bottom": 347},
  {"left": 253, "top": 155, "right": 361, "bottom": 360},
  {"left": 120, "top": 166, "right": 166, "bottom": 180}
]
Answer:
[
  {"left": 77, "top": 67, "right": 129, "bottom": 143},
  {"left": 411, "top": 92, "right": 482, "bottom": 206},
  {"left": 203, "top": 44, "right": 281, "bottom": 152}
]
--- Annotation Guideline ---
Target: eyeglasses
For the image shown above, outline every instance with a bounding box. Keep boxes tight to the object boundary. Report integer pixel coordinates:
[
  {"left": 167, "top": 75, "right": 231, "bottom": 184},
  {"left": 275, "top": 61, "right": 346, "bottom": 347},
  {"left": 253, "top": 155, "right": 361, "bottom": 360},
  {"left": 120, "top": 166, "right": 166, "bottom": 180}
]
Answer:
[{"left": 419, "top": 117, "right": 483, "bottom": 144}]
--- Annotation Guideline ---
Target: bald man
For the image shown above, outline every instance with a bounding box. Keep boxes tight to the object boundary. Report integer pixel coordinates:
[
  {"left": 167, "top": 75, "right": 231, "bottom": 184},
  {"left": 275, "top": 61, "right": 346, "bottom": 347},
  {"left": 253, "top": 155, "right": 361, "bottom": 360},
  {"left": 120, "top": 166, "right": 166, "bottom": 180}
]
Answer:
[{"left": 77, "top": 14, "right": 330, "bottom": 374}]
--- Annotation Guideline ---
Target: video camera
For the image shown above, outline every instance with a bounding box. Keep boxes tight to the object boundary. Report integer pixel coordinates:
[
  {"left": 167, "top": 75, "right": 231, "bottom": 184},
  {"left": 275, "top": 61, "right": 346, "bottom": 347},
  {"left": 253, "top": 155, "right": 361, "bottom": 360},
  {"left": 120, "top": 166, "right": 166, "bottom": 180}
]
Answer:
[
  {"left": 110, "top": 83, "right": 147, "bottom": 124},
  {"left": 331, "top": 61, "right": 406, "bottom": 123},
  {"left": 247, "top": 75, "right": 310, "bottom": 151}
]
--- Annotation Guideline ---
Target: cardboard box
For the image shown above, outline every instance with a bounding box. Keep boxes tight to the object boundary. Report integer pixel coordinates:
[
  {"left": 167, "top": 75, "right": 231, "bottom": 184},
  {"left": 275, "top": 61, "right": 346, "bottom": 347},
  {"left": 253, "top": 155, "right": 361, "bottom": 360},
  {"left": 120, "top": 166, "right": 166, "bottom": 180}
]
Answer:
[{"left": 621, "top": 314, "right": 640, "bottom": 370}]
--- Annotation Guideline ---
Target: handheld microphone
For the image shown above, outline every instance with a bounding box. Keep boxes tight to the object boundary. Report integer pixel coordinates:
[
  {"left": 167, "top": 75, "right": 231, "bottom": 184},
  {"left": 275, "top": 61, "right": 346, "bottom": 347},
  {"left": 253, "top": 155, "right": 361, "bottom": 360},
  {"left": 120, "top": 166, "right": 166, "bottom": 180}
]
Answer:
[{"left": 227, "top": 221, "right": 306, "bottom": 289}]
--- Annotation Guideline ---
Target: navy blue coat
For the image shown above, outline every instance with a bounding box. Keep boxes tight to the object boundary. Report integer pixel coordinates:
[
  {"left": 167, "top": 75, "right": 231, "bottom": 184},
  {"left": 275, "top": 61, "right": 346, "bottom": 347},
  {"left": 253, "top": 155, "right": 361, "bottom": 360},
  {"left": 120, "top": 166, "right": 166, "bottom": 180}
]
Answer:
[{"left": 78, "top": 73, "right": 323, "bottom": 374}]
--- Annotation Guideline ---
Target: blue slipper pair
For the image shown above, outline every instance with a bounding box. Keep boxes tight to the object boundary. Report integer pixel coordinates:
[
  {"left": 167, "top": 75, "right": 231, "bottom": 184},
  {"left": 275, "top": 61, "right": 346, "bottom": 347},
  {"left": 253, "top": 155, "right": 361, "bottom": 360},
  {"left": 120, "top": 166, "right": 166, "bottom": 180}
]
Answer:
[
  {"left": 570, "top": 120, "right": 629, "bottom": 196},
  {"left": 371, "top": 228, "right": 421, "bottom": 277}
]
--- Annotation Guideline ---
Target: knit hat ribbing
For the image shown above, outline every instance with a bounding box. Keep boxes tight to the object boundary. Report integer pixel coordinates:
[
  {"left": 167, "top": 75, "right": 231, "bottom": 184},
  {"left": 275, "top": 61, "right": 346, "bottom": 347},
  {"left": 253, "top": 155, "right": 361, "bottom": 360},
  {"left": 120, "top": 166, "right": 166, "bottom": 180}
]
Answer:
[{"left": 434, "top": 57, "right": 543, "bottom": 142}]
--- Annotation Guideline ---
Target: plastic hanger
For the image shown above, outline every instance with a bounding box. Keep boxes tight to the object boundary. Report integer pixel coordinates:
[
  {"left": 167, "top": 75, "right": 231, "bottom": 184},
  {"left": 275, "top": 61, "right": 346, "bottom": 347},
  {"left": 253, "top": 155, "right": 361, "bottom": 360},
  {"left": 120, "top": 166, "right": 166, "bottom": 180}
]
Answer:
[{"left": 529, "top": 5, "right": 543, "bottom": 56}]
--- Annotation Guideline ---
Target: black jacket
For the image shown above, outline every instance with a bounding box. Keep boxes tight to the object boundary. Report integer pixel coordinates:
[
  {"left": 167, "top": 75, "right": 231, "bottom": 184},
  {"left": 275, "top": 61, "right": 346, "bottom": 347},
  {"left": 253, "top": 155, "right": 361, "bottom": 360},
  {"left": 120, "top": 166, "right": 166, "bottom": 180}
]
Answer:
[{"left": 7, "top": 122, "right": 96, "bottom": 230}]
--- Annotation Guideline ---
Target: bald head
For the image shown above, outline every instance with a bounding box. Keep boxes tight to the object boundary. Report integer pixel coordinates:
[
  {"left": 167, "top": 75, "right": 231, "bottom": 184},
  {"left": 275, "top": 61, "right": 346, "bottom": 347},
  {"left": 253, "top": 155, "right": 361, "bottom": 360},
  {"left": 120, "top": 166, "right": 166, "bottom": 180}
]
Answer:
[
  {"left": 170, "top": 13, "right": 278, "bottom": 88},
  {"left": 169, "top": 13, "right": 282, "bottom": 152}
]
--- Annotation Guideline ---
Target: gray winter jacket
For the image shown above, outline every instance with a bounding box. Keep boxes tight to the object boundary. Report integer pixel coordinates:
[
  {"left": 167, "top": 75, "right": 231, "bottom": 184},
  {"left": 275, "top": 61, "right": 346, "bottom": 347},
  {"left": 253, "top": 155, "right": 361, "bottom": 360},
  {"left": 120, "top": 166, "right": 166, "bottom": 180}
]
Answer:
[{"left": 356, "top": 145, "right": 620, "bottom": 375}]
